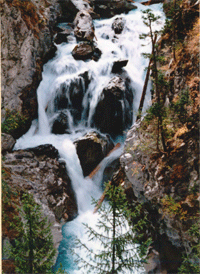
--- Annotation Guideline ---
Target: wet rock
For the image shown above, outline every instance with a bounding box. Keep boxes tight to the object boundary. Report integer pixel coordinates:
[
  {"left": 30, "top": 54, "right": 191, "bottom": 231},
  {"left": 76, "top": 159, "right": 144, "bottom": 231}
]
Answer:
[
  {"left": 74, "top": 10, "right": 95, "bottom": 42},
  {"left": 93, "top": 76, "right": 133, "bottom": 136},
  {"left": 52, "top": 112, "right": 70, "bottom": 134},
  {"left": 58, "top": 0, "right": 79, "bottom": 21},
  {"left": 93, "top": 0, "right": 137, "bottom": 18},
  {"left": 1, "top": 0, "right": 62, "bottom": 137},
  {"left": 54, "top": 71, "right": 90, "bottom": 123},
  {"left": 103, "top": 159, "right": 120, "bottom": 183},
  {"left": 59, "top": 0, "right": 98, "bottom": 21},
  {"left": 54, "top": 28, "right": 73, "bottom": 44},
  {"left": 2, "top": 148, "right": 78, "bottom": 247},
  {"left": 27, "top": 144, "right": 59, "bottom": 159},
  {"left": 1, "top": 133, "right": 16, "bottom": 154},
  {"left": 111, "top": 59, "right": 128, "bottom": 73},
  {"left": 92, "top": 46, "right": 102, "bottom": 61},
  {"left": 72, "top": 42, "right": 94, "bottom": 60},
  {"left": 74, "top": 131, "right": 114, "bottom": 177},
  {"left": 112, "top": 17, "right": 126, "bottom": 34},
  {"left": 72, "top": 42, "right": 102, "bottom": 61}
]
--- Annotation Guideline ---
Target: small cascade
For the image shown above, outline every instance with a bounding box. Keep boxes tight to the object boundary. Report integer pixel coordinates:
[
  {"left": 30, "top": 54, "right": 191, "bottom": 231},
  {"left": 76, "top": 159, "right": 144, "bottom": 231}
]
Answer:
[{"left": 15, "top": 2, "right": 165, "bottom": 273}]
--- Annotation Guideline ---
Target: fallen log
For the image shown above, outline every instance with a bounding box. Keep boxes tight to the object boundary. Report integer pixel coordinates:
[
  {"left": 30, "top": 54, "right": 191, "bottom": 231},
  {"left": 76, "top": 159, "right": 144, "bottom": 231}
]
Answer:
[
  {"left": 93, "top": 181, "right": 112, "bottom": 214},
  {"left": 88, "top": 143, "right": 121, "bottom": 179}
]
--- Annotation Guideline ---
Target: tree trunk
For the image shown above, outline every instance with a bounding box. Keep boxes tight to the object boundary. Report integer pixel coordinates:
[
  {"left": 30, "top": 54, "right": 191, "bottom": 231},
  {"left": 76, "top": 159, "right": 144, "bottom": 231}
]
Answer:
[
  {"left": 112, "top": 200, "right": 116, "bottom": 273},
  {"left": 136, "top": 35, "right": 157, "bottom": 121},
  {"left": 28, "top": 209, "right": 33, "bottom": 274}
]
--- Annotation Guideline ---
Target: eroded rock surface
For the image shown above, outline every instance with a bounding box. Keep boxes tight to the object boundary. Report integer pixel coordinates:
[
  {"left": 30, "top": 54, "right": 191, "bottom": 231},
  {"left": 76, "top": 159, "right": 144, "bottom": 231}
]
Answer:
[
  {"left": 120, "top": 119, "right": 199, "bottom": 273},
  {"left": 2, "top": 133, "right": 16, "bottom": 154},
  {"left": 74, "top": 10, "right": 95, "bottom": 42},
  {"left": 93, "top": 76, "right": 133, "bottom": 136},
  {"left": 93, "top": 0, "right": 137, "bottom": 18},
  {"left": 74, "top": 131, "right": 114, "bottom": 177},
  {"left": 1, "top": 0, "right": 61, "bottom": 136},
  {"left": 2, "top": 145, "right": 78, "bottom": 249},
  {"left": 112, "top": 17, "right": 126, "bottom": 34}
]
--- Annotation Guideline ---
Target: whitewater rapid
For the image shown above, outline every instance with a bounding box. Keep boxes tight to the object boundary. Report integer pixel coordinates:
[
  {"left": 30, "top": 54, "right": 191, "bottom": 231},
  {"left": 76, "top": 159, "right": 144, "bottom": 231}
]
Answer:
[{"left": 15, "top": 2, "right": 165, "bottom": 273}]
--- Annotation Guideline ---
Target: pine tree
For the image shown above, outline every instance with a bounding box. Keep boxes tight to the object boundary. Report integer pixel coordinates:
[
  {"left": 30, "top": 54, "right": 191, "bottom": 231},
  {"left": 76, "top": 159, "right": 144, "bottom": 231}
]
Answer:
[
  {"left": 74, "top": 183, "right": 151, "bottom": 273},
  {"left": 9, "top": 192, "right": 56, "bottom": 274},
  {"left": 140, "top": 9, "right": 167, "bottom": 152}
]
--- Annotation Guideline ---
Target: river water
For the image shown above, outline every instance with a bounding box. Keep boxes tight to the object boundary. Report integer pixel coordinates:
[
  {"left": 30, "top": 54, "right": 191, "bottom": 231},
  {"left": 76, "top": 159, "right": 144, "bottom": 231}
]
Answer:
[{"left": 15, "top": 2, "right": 165, "bottom": 273}]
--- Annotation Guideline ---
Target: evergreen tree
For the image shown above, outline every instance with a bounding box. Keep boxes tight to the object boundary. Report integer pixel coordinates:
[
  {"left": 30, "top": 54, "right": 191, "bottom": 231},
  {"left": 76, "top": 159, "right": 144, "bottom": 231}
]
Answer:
[
  {"left": 74, "top": 183, "right": 151, "bottom": 274},
  {"left": 9, "top": 193, "right": 56, "bottom": 274},
  {"left": 140, "top": 9, "right": 167, "bottom": 152}
]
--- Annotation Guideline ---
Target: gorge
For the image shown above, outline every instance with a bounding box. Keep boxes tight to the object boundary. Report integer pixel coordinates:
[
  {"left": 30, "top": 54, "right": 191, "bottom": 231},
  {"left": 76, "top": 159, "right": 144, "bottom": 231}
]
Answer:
[{"left": 2, "top": 0, "right": 199, "bottom": 273}]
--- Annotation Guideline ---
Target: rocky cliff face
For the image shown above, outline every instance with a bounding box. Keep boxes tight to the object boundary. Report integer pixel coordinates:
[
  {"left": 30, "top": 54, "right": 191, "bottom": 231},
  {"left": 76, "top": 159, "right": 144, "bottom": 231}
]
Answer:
[
  {"left": 1, "top": 0, "right": 61, "bottom": 133},
  {"left": 2, "top": 145, "right": 78, "bottom": 249},
  {"left": 119, "top": 10, "right": 199, "bottom": 274}
]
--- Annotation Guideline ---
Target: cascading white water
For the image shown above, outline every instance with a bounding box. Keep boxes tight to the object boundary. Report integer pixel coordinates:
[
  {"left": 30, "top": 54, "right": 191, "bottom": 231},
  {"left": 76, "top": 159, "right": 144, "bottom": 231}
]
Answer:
[{"left": 15, "top": 2, "right": 165, "bottom": 273}]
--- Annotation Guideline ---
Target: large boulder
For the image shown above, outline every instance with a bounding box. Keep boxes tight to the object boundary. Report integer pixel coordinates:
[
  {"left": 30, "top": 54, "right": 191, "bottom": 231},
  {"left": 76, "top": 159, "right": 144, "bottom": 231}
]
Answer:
[
  {"left": 74, "top": 10, "right": 95, "bottom": 42},
  {"left": 93, "top": 0, "right": 137, "bottom": 18},
  {"left": 93, "top": 76, "right": 133, "bottom": 136},
  {"left": 1, "top": 133, "right": 16, "bottom": 154},
  {"left": 26, "top": 144, "right": 59, "bottom": 159},
  {"left": 2, "top": 146, "right": 78, "bottom": 249},
  {"left": 59, "top": 0, "right": 99, "bottom": 21},
  {"left": 74, "top": 131, "right": 114, "bottom": 177},
  {"left": 112, "top": 17, "right": 126, "bottom": 34},
  {"left": 54, "top": 27, "right": 74, "bottom": 44},
  {"left": 54, "top": 71, "right": 90, "bottom": 123},
  {"left": 111, "top": 59, "right": 128, "bottom": 73},
  {"left": 72, "top": 42, "right": 94, "bottom": 60},
  {"left": 72, "top": 42, "right": 102, "bottom": 61},
  {"left": 52, "top": 112, "right": 70, "bottom": 134}
]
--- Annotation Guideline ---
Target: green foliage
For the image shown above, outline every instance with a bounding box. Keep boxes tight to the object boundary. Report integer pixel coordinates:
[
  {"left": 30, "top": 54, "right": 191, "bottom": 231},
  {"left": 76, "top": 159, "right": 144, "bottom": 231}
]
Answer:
[
  {"left": 75, "top": 183, "right": 151, "bottom": 273},
  {"left": 178, "top": 220, "right": 200, "bottom": 273},
  {"left": 161, "top": 195, "right": 188, "bottom": 220},
  {"left": 9, "top": 193, "right": 56, "bottom": 274},
  {"left": 145, "top": 102, "right": 166, "bottom": 123},
  {"left": 142, "top": 9, "right": 161, "bottom": 28},
  {"left": 172, "top": 89, "right": 190, "bottom": 123},
  {"left": 54, "top": 264, "right": 67, "bottom": 274},
  {"left": 2, "top": 109, "right": 27, "bottom": 135}
]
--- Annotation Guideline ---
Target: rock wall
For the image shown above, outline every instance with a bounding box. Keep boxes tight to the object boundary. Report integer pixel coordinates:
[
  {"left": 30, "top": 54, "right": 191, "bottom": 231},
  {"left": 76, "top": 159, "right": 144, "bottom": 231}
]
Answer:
[
  {"left": 2, "top": 145, "right": 78, "bottom": 250},
  {"left": 119, "top": 13, "right": 199, "bottom": 273},
  {"left": 1, "top": 0, "right": 61, "bottom": 135}
]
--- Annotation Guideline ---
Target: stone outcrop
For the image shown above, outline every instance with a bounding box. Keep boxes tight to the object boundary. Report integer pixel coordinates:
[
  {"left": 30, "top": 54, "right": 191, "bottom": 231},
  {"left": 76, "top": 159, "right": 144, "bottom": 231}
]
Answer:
[
  {"left": 72, "top": 42, "right": 102, "bottom": 61},
  {"left": 112, "top": 17, "right": 126, "bottom": 34},
  {"left": 93, "top": 0, "right": 137, "bottom": 18},
  {"left": 93, "top": 76, "right": 133, "bottom": 136},
  {"left": 53, "top": 70, "right": 91, "bottom": 123},
  {"left": 1, "top": 0, "right": 61, "bottom": 137},
  {"left": 54, "top": 27, "right": 74, "bottom": 44},
  {"left": 2, "top": 133, "right": 16, "bottom": 154},
  {"left": 72, "top": 42, "right": 94, "bottom": 60},
  {"left": 2, "top": 145, "right": 78, "bottom": 249},
  {"left": 52, "top": 111, "right": 71, "bottom": 134},
  {"left": 120, "top": 117, "right": 199, "bottom": 273},
  {"left": 111, "top": 59, "right": 128, "bottom": 73},
  {"left": 58, "top": 0, "right": 98, "bottom": 21},
  {"left": 74, "top": 131, "right": 114, "bottom": 177},
  {"left": 74, "top": 10, "right": 95, "bottom": 42}
]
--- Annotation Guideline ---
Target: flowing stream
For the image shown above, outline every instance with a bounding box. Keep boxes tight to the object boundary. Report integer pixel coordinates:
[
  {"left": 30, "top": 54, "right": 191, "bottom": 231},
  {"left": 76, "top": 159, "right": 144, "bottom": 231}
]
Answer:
[{"left": 15, "top": 2, "right": 165, "bottom": 273}]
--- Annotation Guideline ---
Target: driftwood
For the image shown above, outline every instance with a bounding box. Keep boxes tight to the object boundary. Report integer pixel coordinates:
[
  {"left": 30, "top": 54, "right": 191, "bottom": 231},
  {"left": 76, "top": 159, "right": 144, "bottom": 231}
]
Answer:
[
  {"left": 88, "top": 143, "right": 121, "bottom": 179},
  {"left": 93, "top": 181, "right": 112, "bottom": 214}
]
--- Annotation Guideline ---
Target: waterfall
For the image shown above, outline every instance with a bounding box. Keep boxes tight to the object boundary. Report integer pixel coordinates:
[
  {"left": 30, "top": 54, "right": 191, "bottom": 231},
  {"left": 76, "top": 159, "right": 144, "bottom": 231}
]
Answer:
[{"left": 15, "top": 2, "right": 165, "bottom": 273}]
